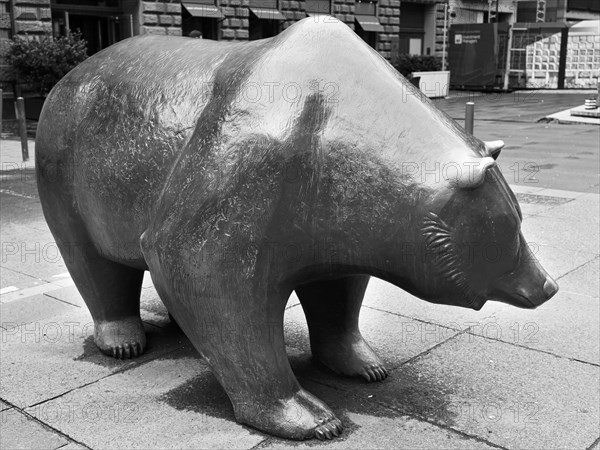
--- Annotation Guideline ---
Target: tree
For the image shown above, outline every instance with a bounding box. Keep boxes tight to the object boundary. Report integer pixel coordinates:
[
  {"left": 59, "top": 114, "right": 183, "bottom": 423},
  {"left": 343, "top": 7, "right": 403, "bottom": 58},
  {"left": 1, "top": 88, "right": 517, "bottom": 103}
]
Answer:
[{"left": 6, "top": 32, "right": 88, "bottom": 96}]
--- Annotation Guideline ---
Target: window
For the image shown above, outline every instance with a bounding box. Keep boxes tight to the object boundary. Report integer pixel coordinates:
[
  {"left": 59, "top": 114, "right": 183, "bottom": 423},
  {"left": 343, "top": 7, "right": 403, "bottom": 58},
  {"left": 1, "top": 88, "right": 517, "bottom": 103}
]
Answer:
[
  {"left": 248, "top": 0, "right": 285, "bottom": 40},
  {"left": 399, "top": 3, "right": 425, "bottom": 56},
  {"left": 354, "top": 1, "right": 383, "bottom": 49},
  {"left": 305, "top": 0, "right": 331, "bottom": 15},
  {"left": 182, "top": 0, "right": 224, "bottom": 40},
  {"left": 50, "top": 0, "right": 133, "bottom": 55}
]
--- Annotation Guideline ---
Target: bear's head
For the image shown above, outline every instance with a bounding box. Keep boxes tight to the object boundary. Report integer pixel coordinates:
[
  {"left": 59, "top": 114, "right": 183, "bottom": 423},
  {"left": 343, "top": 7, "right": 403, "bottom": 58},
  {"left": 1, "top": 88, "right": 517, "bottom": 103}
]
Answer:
[{"left": 405, "top": 141, "right": 558, "bottom": 311}]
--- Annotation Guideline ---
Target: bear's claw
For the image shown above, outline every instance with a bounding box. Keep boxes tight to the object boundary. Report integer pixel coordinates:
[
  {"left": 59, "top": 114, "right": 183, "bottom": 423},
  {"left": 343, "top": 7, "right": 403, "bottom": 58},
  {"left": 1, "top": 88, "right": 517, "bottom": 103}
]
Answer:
[
  {"left": 111, "top": 342, "right": 143, "bottom": 359},
  {"left": 94, "top": 317, "right": 147, "bottom": 359},
  {"left": 314, "top": 418, "right": 343, "bottom": 440},
  {"left": 361, "top": 365, "right": 388, "bottom": 382}
]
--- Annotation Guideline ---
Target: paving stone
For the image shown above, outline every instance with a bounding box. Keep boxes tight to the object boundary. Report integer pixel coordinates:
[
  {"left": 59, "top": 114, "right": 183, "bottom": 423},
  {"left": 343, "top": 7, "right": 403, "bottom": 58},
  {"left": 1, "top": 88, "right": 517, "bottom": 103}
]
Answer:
[
  {"left": 258, "top": 375, "right": 496, "bottom": 449},
  {"left": 589, "top": 439, "right": 600, "bottom": 450},
  {"left": 363, "top": 278, "right": 492, "bottom": 332},
  {"left": 470, "top": 290, "right": 600, "bottom": 365},
  {"left": 357, "top": 335, "right": 599, "bottom": 450},
  {"left": 534, "top": 188, "right": 586, "bottom": 200},
  {"left": 1, "top": 309, "right": 191, "bottom": 408},
  {"left": 26, "top": 354, "right": 265, "bottom": 450},
  {"left": 0, "top": 222, "right": 67, "bottom": 281},
  {"left": 0, "top": 266, "right": 46, "bottom": 290},
  {"left": 521, "top": 214, "right": 600, "bottom": 255},
  {"left": 55, "top": 443, "right": 89, "bottom": 450},
  {"left": 0, "top": 407, "right": 68, "bottom": 450},
  {"left": 1, "top": 279, "right": 74, "bottom": 304},
  {"left": 42, "top": 283, "right": 173, "bottom": 328},
  {"left": 284, "top": 303, "right": 461, "bottom": 371},
  {"left": 0, "top": 191, "right": 44, "bottom": 226},
  {"left": 557, "top": 256, "right": 600, "bottom": 298},
  {"left": 41, "top": 283, "right": 302, "bottom": 333},
  {"left": 537, "top": 192, "right": 599, "bottom": 225},
  {"left": 140, "top": 287, "right": 170, "bottom": 327},
  {"left": 260, "top": 413, "right": 495, "bottom": 449},
  {"left": 260, "top": 378, "right": 496, "bottom": 449},
  {"left": 43, "top": 285, "right": 86, "bottom": 308},
  {"left": 528, "top": 244, "right": 597, "bottom": 281},
  {"left": 514, "top": 191, "right": 576, "bottom": 218},
  {"left": 518, "top": 201, "right": 558, "bottom": 216},
  {"left": 1, "top": 293, "right": 80, "bottom": 326},
  {"left": 510, "top": 184, "right": 545, "bottom": 195}
]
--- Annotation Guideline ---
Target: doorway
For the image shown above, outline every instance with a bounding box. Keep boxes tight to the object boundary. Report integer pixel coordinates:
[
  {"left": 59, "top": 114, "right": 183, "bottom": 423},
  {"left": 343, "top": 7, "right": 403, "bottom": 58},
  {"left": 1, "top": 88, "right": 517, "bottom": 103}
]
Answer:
[
  {"left": 68, "top": 14, "right": 121, "bottom": 54},
  {"left": 51, "top": 1, "right": 133, "bottom": 55}
]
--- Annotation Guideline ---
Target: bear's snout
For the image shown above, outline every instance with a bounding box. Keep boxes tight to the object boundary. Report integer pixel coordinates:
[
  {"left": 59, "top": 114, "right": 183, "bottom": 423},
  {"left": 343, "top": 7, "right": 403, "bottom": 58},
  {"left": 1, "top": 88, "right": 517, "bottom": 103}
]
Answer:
[{"left": 485, "top": 232, "right": 559, "bottom": 309}]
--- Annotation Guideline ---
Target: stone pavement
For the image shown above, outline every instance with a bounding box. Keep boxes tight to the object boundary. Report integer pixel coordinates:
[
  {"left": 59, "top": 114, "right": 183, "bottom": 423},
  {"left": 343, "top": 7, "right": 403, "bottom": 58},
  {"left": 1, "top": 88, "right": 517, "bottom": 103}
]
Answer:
[{"left": 1, "top": 93, "right": 599, "bottom": 449}]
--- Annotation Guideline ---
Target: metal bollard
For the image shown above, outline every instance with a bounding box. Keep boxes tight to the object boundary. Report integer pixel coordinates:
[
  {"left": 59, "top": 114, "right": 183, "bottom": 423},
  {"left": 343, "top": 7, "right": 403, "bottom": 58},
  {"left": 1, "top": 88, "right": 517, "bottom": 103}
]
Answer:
[
  {"left": 465, "top": 102, "right": 475, "bottom": 135},
  {"left": 16, "top": 97, "right": 29, "bottom": 161}
]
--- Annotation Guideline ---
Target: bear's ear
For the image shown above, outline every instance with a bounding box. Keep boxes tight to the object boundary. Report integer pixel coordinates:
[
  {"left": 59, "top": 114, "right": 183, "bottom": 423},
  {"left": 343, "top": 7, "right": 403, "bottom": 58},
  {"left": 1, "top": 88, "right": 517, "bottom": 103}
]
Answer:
[
  {"left": 456, "top": 156, "right": 496, "bottom": 189},
  {"left": 484, "top": 140, "right": 504, "bottom": 160}
]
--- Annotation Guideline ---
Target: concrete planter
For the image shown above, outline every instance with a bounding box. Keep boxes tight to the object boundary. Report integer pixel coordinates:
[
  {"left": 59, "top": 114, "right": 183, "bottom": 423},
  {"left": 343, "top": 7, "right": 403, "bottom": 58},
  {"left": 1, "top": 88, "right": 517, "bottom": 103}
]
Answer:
[{"left": 412, "top": 71, "right": 450, "bottom": 98}]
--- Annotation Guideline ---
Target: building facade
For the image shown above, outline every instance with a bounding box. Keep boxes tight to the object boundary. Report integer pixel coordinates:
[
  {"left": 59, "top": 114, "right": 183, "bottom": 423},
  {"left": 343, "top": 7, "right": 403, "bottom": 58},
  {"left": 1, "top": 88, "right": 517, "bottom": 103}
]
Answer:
[
  {"left": 1, "top": 0, "right": 450, "bottom": 90},
  {"left": 448, "top": 0, "right": 599, "bottom": 25}
]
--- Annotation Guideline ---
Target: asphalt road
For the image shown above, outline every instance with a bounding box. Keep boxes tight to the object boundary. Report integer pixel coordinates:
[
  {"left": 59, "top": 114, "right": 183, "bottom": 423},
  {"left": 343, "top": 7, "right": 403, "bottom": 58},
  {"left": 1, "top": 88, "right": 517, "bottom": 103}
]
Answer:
[{"left": 435, "top": 92, "right": 600, "bottom": 193}]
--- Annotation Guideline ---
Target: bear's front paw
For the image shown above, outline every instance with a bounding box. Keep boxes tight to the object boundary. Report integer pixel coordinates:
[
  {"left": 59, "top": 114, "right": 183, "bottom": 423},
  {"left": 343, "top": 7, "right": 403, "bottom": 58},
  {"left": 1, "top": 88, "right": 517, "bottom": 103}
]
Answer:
[
  {"left": 94, "top": 317, "right": 146, "bottom": 359},
  {"left": 312, "top": 334, "right": 388, "bottom": 382},
  {"left": 235, "top": 388, "right": 343, "bottom": 440}
]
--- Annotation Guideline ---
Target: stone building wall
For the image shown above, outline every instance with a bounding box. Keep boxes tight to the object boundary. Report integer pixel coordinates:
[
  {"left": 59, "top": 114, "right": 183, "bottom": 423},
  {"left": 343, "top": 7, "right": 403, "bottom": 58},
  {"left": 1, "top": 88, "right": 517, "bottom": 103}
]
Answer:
[
  {"left": 281, "top": 0, "right": 310, "bottom": 30},
  {"left": 377, "top": 0, "right": 401, "bottom": 60},
  {"left": 140, "top": 0, "right": 182, "bottom": 35},
  {"left": 214, "top": 0, "right": 406, "bottom": 61},
  {"left": 0, "top": 0, "right": 52, "bottom": 86},
  {"left": 1, "top": 0, "right": 449, "bottom": 88},
  {"left": 218, "top": 0, "right": 250, "bottom": 41},
  {"left": 11, "top": 0, "right": 51, "bottom": 36},
  {"left": 332, "top": 0, "right": 356, "bottom": 30}
]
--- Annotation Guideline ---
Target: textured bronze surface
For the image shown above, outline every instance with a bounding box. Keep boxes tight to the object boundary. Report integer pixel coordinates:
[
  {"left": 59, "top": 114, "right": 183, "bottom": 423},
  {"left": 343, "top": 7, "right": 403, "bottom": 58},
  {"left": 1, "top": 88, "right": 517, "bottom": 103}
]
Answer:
[{"left": 36, "top": 16, "right": 558, "bottom": 440}]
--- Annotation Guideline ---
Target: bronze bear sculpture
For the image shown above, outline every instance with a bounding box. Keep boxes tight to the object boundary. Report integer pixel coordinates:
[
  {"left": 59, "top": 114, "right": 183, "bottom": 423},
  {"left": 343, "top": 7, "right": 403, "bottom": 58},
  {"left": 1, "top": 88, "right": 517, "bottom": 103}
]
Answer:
[{"left": 36, "top": 17, "right": 558, "bottom": 440}]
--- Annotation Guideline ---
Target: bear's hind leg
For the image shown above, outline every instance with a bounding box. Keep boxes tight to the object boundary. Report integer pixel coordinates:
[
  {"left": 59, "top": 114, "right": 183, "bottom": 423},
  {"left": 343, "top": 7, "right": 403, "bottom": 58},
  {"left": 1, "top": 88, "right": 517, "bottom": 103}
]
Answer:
[
  {"left": 51, "top": 229, "right": 145, "bottom": 358},
  {"left": 85, "top": 261, "right": 145, "bottom": 359},
  {"left": 68, "top": 249, "right": 145, "bottom": 359},
  {"left": 38, "top": 156, "right": 146, "bottom": 359},
  {"left": 295, "top": 275, "right": 388, "bottom": 382}
]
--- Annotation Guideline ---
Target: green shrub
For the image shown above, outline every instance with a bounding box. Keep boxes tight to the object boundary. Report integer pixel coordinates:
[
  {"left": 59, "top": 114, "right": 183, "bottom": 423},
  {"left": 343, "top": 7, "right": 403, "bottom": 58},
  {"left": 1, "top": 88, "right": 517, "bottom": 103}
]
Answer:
[
  {"left": 393, "top": 54, "right": 442, "bottom": 77},
  {"left": 6, "top": 32, "right": 88, "bottom": 95}
]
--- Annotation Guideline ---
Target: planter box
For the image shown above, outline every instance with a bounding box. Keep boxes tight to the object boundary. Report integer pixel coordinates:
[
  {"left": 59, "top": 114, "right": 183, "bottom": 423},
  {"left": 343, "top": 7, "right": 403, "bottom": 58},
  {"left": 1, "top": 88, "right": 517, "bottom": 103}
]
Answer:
[{"left": 412, "top": 71, "right": 450, "bottom": 98}]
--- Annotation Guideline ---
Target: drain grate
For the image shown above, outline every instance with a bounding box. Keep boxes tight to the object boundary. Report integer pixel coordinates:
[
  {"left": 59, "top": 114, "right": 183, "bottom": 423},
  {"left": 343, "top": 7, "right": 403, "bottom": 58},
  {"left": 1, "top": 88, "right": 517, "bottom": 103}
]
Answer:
[{"left": 516, "top": 193, "right": 574, "bottom": 206}]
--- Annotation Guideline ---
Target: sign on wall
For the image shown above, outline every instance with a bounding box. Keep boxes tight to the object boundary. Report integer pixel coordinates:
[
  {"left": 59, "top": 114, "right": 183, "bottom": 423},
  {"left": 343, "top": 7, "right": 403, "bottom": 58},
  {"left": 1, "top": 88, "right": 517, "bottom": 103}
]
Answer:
[{"left": 449, "top": 23, "right": 509, "bottom": 88}]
